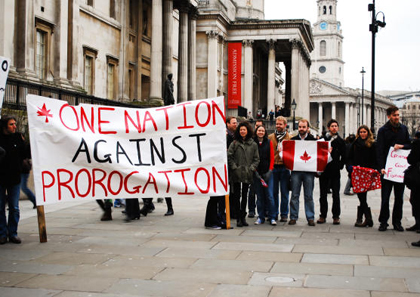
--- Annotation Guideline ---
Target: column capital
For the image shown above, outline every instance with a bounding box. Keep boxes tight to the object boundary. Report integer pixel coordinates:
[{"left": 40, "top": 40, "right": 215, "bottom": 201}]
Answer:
[
  {"left": 243, "top": 39, "right": 254, "bottom": 47},
  {"left": 206, "top": 30, "right": 219, "bottom": 39},
  {"left": 267, "top": 39, "right": 276, "bottom": 50},
  {"left": 218, "top": 33, "right": 227, "bottom": 44},
  {"left": 290, "top": 38, "right": 311, "bottom": 67},
  {"left": 189, "top": 6, "right": 199, "bottom": 20}
]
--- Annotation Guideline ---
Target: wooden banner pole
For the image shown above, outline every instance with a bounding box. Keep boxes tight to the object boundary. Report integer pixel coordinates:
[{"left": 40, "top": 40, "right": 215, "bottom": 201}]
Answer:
[
  {"left": 37, "top": 206, "right": 47, "bottom": 243},
  {"left": 225, "top": 194, "right": 231, "bottom": 230}
]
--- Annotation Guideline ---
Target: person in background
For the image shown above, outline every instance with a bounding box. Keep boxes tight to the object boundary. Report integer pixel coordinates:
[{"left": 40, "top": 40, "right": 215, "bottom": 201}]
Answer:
[
  {"left": 226, "top": 116, "right": 237, "bottom": 219},
  {"left": 0, "top": 115, "right": 26, "bottom": 244},
  {"left": 347, "top": 125, "right": 377, "bottom": 227},
  {"left": 228, "top": 121, "right": 259, "bottom": 227},
  {"left": 268, "top": 116, "right": 291, "bottom": 222},
  {"left": 253, "top": 125, "right": 276, "bottom": 226},
  {"left": 20, "top": 145, "right": 36, "bottom": 209},
  {"left": 376, "top": 106, "right": 411, "bottom": 232},
  {"left": 343, "top": 134, "right": 356, "bottom": 195}
]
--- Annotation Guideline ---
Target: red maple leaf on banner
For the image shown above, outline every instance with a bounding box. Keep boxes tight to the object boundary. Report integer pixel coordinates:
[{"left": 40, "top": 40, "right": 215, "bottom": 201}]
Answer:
[
  {"left": 37, "top": 103, "right": 53, "bottom": 123},
  {"left": 300, "top": 150, "right": 311, "bottom": 163}
]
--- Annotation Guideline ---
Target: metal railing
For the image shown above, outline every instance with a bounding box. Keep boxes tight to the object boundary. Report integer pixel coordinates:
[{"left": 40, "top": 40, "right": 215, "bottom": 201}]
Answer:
[{"left": 2, "top": 78, "right": 142, "bottom": 111}]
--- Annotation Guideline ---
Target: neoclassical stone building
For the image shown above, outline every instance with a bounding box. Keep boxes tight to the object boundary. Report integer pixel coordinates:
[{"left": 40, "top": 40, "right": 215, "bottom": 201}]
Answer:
[
  {"left": 309, "top": 0, "right": 393, "bottom": 136},
  {"left": 0, "top": 0, "right": 315, "bottom": 121}
]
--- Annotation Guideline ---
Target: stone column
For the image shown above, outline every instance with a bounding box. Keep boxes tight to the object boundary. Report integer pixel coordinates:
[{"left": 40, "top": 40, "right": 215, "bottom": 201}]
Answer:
[
  {"left": 150, "top": 0, "right": 163, "bottom": 102},
  {"left": 162, "top": 0, "right": 173, "bottom": 82},
  {"left": 207, "top": 30, "right": 218, "bottom": 98},
  {"left": 177, "top": 6, "right": 189, "bottom": 102},
  {"left": 243, "top": 39, "right": 254, "bottom": 115},
  {"left": 53, "top": 0, "right": 69, "bottom": 85},
  {"left": 363, "top": 104, "right": 367, "bottom": 125},
  {"left": 291, "top": 40, "right": 300, "bottom": 118},
  {"left": 267, "top": 39, "right": 276, "bottom": 116},
  {"left": 345, "top": 102, "right": 350, "bottom": 137},
  {"left": 366, "top": 106, "right": 371, "bottom": 128},
  {"left": 218, "top": 34, "right": 226, "bottom": 97},
  {"left": 188, "top": 9, "right": 197, "bottom": 101},
  {"left": 331, "top": 102, "right": 336, "bottom": 120},
  {"left": 318, "top": 102, "right": 323, "bottom": 131},
  {"left": 0, "top": 0, "right": 15, "bottom": 67},
  {"left": 68, "top": 0, "right": 80, "bottom": 86},
  {"left": 16, "top": 0, "right": 36, "bottom": 79}
]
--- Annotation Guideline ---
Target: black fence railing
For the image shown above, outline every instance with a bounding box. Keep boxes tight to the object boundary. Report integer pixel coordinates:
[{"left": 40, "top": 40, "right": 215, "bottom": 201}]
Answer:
[{"left": 2, "top": 78, "right": 144, "bottom": 111}]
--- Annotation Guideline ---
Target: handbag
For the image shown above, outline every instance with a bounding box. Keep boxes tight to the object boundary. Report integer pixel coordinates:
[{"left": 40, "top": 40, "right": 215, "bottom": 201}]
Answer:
[
  {"left": 404, "top": 162, "right": 420, "bottom": 190},
  {"left": 351, "top": 166, "right": 381, "bottom": 193}
]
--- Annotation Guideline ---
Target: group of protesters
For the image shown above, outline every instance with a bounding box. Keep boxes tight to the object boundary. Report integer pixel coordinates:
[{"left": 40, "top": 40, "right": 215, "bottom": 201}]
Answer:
[{"left": 206, "top": 105, "right": 420, "bottom": 247}]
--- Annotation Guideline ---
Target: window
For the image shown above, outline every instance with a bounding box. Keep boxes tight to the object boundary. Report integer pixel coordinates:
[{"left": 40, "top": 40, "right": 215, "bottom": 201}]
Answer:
[
  {"left": 36, "top": 30, "right": 47, "bottom": 79},
  {"left": 83, "top": 46, "right": 98, "bottom": 95},
  {"left": 87, "top": 0, "right": 93, "bottom": 6},
  {"left": 329, "top": 5, "right": 332, "bottom": 14},
  {"left": 128, "top": 64, "right": 136, "bottom": 100},
  {"left": 338, "top": 41, "right": 342, "bottom": 57},
  {"left": 106, "top": 55, "right": 118, "bottom": 100},
  {"left": 110, "top": 0, "right": 116, "bottom": 19},
  {"left": 320, "top": 40, "right": 326, "bottom": 56},
  {"left": 319, "top": 66, "right": 326, "bottom": 73},
  {"left": 35, "top": 18, "right": 53, "bottom": 80},
  {"left": 323, "top": 6, "right": 327, "bottom": 14}
]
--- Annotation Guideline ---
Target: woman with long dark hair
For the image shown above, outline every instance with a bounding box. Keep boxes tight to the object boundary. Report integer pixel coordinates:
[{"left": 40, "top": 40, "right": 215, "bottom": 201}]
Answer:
[
  {"left": 253, "top": 125, "right": 276, "bottom": 226},
  {"left": 347, "top": 125, "right": 377, "bottom": 227},
  {"left": 228, "top": 121, "right": 259, "bottom": 227}
]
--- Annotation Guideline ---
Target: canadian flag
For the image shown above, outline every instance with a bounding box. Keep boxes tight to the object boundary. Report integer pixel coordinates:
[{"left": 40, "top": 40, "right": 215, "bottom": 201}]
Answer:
[{"left": 281, "top": 140, "right": 330, "bottom": 172}]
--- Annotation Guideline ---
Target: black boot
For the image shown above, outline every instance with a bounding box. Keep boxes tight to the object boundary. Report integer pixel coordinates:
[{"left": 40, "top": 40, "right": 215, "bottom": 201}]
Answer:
[
  {"left": 354, "top": 206, "right": 364, "bottom": 227},
  {"left": 140, "top": 198, "right": 154, "bottom": 216},
  {"left": 165, "top": 198, "right": 174, "bottom": 216},
  {"left": 241, "top": 213, "right": 249, "bottom": 227},
  {"left": 237, "top": 218, "right": 243, "bottom": 227},
  {"left": 100, "top": 200, "right": 112, "bottom": 221},
  {"left": 361, "top": 207, "right": 373, "bottom": 227}
]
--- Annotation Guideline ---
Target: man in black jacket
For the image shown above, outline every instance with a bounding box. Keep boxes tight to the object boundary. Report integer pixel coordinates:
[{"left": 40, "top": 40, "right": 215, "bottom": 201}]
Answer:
[
  {"left": 317, "top": 119, "right": 346, "bottom": 225},
  {"left": 376, "top": 106, "right": 411, "bottom": 232},
  {"left": 0, "top": 115, "right": 26, "bottom": 244}
]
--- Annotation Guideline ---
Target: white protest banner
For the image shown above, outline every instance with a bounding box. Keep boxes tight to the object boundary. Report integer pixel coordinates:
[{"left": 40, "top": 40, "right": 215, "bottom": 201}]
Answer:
[
  {"left": 384, "top": 147, "right": 411, "bottom": 183},
  {"left": 26, "top": 95, "right": 228, "bottom": 205},
  {"left": 0, "top": 56, "right": 11, "bottom": 114}
]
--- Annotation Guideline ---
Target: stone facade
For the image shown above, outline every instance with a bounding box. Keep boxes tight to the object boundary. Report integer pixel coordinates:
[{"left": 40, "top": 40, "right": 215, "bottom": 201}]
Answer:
[{"left": 1, "top": 0, "right": 314, "bottom": 121}]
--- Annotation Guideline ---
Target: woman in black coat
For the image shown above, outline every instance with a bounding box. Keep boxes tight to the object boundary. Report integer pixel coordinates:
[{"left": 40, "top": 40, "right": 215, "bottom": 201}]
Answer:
[{"left": 347, "top": 125, "right": 378, "bottom": 227}]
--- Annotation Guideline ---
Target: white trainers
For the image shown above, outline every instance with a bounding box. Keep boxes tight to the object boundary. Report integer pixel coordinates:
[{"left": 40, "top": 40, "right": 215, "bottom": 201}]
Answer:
[
  {"left": 270, "top": 219, "right": 277, "bottom": 226},
  {"left": 254, "top": 218, "right": 264, "bottom": 225}
]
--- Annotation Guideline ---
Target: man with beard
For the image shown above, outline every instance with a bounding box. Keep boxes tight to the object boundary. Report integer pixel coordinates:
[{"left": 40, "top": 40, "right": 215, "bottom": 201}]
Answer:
[{"left": 288, "top": 119, "right": 317, "bottom": 226}]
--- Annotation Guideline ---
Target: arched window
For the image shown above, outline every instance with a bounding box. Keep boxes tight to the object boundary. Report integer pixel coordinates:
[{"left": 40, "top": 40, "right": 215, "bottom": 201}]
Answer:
[
  {"left": 320, "top": 40, "right": 326, "bottom": 56},
  {"left": 323, "top": 6, "right": 327, "bottom": 14},
  {"left": 329, "top": 5, "right": 333, "bottom": 14}
]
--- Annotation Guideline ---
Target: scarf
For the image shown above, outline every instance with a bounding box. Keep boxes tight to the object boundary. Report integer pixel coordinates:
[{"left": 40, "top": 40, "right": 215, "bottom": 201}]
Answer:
[{"left": 275, "top": 130, "right": 287, "bottom": 143}]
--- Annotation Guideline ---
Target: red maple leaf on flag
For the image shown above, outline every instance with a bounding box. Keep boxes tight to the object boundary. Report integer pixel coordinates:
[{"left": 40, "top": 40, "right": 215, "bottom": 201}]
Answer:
[
  {"left": 37, "top": 103, "right": 53, "bottom": 123},
  {"left": 300, "top": 150, "right": 311, "bottom": 163}
]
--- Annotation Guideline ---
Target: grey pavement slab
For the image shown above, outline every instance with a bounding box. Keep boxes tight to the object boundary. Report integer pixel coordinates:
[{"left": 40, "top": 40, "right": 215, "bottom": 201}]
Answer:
[
  {"left": 207, "top": 284, "right": 271, "bottom": 297},
  {"left": 302, "top": 253, "right": 369, "bottom": 265},
  {"left": 304, "top": 275, "right": 408, "bottom": 292},
  {"left": 293, "top": 244, "right": 384, "bottom": 255},
  {"left": 236, "top": 251, "right": 302, "bottom": 263},
  {"left": 271, "top": 262, "right": 353, "bottom": 276},
  {"left": 0, "top": 287, "right": 61, "bottom": 297},
  {"left": 269, "top": 287, "right": 370, "bottom": 297}
]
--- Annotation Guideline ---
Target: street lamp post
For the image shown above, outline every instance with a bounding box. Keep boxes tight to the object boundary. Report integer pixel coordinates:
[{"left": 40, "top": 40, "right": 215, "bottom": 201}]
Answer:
[
  {"left": 368, "top": 0, "right": 386, "bottom": 134},
  {"left": 361, "top": 67, "right": 366, "bottom": 125},
  {"left": 291, "top": 99, "right": 297, "bottom": 130}
]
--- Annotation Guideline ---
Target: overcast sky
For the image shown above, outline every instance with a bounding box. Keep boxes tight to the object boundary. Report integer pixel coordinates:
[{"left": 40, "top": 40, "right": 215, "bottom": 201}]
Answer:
[{"left": 264, "top": 0, "right": 420, "bottom": 92}]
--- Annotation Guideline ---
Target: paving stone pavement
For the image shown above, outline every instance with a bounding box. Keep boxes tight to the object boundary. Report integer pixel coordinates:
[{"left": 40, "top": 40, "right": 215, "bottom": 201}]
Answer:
[{"left": 1, "top": 175, "right": 420, "bottom": 297}]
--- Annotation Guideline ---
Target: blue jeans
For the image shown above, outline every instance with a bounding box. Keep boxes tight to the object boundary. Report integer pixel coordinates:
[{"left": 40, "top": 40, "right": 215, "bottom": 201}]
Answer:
[
  {"left": 0, "top": 184, "right": 21, "bottom": 238},
  {"left": 290, "top": 171, "right": 315, "bottom": 221},
  {"left": 20, "top": 173, "right": 36, "bottom": 207},
  {"left": 379, "top": 177, "right": 405, "bottom": 226},
  {"left": 270, "top": 165, "right": 291, "bottom": 218},
  {"left": 254, "top": 174, "right": 275, "bottom": 222}
]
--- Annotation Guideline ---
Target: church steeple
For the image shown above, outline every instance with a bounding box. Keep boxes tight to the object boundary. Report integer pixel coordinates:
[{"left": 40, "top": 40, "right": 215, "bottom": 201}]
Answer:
[{"left": 311, "top": 0, "right": 344, "bottom": 87}]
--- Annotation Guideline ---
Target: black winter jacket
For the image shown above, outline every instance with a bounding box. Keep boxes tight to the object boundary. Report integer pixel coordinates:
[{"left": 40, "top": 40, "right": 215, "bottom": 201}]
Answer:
[
  {"left": 0, "top": 132, "right": 26, "bottom": 186},
  {"left": 348, "top": 137, "right": 378, "bottom": 170}
]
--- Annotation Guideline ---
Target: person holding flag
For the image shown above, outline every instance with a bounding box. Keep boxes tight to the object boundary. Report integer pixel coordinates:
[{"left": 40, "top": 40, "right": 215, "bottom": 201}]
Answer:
[{"left": 287, "top": 119, "right": 317, "bottom": 226}]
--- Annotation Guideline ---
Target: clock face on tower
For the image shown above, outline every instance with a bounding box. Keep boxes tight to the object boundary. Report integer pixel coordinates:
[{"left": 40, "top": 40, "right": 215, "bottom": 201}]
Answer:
[{"left": 320, "top": 22, "right": 328, "bottom": 30}]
